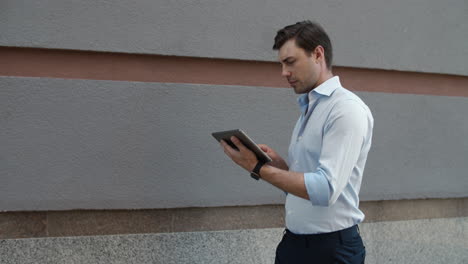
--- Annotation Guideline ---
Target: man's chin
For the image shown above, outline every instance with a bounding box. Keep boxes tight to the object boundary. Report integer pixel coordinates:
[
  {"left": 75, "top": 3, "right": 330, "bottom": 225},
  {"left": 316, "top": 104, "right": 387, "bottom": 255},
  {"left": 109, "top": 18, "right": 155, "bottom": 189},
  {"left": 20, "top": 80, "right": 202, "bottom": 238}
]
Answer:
[{"left": 293, "top": 86, "right": 307, "bottom": 94}]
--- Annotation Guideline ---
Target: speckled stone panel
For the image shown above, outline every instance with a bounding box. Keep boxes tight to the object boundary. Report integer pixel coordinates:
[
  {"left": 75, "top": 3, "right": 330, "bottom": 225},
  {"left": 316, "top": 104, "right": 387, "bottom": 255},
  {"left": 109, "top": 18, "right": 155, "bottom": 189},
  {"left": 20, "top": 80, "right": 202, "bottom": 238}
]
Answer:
[{"left": 0, "top": 217, "right": 466, "bottom": 264}]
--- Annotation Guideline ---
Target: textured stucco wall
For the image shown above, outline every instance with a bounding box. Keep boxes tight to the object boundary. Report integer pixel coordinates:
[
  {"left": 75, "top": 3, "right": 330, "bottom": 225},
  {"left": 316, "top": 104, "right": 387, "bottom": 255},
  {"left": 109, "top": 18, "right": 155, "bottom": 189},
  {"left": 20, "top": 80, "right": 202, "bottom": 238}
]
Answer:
[
  {"left": 1, "top": 0, "right": 467, "bottom": 76},
  {"left": 1, "top": 77, "right": 467, "bottom": 211}
]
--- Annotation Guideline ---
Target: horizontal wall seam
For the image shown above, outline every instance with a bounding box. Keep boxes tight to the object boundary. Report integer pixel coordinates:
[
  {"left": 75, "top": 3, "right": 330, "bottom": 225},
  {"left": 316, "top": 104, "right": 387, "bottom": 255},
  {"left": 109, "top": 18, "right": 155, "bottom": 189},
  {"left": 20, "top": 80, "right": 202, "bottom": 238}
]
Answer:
[{"left": 1, "top": 47, "right": 467, "bottom": 97}]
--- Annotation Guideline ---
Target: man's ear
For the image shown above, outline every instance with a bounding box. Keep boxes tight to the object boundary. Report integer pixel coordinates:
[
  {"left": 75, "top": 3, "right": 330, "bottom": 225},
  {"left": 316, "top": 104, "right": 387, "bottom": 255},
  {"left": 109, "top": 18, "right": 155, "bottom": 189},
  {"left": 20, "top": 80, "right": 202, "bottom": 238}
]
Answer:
[{"left": 314, "top": 45, "right": 325, "bottom": 61}]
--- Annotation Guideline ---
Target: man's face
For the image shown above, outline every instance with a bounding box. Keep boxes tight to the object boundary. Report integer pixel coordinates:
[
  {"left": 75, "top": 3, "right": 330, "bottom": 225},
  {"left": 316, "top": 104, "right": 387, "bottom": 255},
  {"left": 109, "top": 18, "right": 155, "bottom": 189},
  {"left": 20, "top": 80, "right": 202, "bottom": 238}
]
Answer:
[{"left": 278, "top": 39, "right": 320, "bottom": 94}]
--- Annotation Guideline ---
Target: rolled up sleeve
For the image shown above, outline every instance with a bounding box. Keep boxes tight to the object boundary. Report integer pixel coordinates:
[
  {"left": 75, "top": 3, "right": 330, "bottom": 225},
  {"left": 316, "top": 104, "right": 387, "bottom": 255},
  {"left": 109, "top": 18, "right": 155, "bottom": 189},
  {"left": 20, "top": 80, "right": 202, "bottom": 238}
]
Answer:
[{"left": 304, "top": 170, "right": 330, "bottom": 206}]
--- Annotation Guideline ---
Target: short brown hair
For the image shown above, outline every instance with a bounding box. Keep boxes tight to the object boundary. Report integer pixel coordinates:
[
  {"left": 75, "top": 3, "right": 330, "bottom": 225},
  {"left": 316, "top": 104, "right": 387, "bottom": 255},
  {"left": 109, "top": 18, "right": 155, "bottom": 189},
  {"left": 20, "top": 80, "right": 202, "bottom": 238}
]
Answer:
[{"left": 273, "top": 21, "right": 333, "bottom": 69}]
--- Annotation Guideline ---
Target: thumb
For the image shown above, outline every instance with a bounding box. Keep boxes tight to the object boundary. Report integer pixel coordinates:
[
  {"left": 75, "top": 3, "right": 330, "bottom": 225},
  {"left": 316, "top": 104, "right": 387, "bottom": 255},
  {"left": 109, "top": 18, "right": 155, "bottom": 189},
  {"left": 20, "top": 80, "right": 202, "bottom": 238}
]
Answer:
[{"left": 258, "top": 144, "right": 269, "bottom": 152}]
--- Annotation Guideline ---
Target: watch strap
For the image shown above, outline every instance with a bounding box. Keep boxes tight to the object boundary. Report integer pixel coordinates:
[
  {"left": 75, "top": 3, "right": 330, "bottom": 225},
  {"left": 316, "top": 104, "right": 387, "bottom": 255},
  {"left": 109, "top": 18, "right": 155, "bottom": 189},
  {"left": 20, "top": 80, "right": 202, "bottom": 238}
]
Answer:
[{"left": 250, "top": 160, "right": 266, "bottom": 180}]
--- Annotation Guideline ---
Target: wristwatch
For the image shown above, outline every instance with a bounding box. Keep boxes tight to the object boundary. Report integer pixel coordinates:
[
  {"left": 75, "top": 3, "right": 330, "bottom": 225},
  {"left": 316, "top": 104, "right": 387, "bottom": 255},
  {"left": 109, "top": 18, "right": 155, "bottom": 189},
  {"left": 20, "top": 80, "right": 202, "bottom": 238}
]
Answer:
[{"left": 250, "top": 160, "right": 266, "bottom": 180}]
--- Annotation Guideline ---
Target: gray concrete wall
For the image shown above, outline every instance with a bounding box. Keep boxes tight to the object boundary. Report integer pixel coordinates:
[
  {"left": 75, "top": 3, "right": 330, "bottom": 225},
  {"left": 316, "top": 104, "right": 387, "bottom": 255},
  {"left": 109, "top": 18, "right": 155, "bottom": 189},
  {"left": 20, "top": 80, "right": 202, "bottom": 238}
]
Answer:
[
  {"left": 1, "top": 77, "right": 467, "bottom": 211},
  {"left": 1, "top": 0, "right": 467, "bottom": 76}
]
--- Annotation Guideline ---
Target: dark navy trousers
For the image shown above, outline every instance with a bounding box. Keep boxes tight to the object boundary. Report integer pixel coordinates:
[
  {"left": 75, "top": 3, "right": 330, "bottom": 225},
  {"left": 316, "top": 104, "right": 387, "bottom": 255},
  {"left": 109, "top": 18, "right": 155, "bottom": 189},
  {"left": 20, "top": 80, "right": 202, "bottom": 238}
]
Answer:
[{"left": 274, "top": 225, "right": 366, "bottom": 264}]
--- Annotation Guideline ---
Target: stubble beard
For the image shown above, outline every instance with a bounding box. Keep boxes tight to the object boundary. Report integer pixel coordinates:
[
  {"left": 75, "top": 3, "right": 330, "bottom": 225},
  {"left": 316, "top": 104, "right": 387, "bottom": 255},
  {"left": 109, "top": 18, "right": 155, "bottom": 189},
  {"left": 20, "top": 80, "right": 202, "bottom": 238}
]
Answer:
[{"left": 294, "top": 82, "right": 314, "bottom": 94}]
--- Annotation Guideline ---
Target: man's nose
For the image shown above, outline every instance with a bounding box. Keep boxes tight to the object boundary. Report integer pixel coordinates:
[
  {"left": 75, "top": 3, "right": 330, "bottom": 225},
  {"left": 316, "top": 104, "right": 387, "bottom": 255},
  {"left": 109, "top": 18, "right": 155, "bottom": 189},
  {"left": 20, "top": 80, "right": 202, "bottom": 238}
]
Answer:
[{"left": 281, "top": 67, "right": 291, "bottom": 77}]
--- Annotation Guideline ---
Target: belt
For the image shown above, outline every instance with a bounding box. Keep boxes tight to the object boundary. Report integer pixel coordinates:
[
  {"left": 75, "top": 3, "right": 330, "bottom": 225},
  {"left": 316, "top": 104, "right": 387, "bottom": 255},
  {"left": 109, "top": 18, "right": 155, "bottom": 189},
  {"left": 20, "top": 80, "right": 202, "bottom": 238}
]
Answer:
[{"left": 284, "top": 225, "right": 360, "bottom": 243}]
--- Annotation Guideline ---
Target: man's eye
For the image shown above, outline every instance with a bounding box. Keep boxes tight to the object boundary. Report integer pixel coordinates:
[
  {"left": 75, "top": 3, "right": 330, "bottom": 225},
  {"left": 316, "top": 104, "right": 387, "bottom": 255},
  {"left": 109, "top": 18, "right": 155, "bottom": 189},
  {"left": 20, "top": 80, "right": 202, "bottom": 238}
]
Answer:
[{"left": 286, "top": 60, "right": 295, "bottom": 65}]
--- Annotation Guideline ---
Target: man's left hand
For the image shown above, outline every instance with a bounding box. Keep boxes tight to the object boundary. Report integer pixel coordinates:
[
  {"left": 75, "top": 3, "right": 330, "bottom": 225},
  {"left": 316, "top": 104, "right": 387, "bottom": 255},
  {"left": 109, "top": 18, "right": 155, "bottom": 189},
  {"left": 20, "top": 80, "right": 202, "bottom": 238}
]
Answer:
[{"left": 220, "top": 136, "right": 258, "bottom": 172}]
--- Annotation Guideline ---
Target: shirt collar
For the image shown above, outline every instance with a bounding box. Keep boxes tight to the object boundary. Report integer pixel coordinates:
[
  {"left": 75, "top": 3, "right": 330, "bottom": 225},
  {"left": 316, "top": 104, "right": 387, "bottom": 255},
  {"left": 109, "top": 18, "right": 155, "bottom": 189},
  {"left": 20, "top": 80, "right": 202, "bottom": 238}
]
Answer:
[
  {"left": 313, "top": 76, "right": 342, "bottom": 96},
  {"left": 297, "top": 76, "right": 342, "bottom": 113}
]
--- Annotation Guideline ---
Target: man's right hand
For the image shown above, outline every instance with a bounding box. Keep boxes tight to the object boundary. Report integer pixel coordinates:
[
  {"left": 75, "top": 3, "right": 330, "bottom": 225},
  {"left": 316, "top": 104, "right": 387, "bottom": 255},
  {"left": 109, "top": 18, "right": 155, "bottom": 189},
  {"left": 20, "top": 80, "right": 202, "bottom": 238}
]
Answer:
[{"left": 258, "top": 144, "right": 289, "bottom": 171}]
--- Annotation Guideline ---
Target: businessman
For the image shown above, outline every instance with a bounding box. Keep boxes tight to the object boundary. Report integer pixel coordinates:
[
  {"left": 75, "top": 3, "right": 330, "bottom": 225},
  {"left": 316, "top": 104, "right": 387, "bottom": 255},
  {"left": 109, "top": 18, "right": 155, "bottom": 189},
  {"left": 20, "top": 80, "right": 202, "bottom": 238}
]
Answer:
[{"left": 220, "top": 21, "right": 373, "bottom": 263}]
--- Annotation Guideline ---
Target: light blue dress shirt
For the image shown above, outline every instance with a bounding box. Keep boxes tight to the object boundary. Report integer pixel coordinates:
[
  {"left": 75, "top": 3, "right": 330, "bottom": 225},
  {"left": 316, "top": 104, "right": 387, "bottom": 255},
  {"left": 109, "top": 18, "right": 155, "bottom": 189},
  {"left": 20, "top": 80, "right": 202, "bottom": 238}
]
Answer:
[{"left": 285, "top": 76, "right": 374, "bottom": 234}]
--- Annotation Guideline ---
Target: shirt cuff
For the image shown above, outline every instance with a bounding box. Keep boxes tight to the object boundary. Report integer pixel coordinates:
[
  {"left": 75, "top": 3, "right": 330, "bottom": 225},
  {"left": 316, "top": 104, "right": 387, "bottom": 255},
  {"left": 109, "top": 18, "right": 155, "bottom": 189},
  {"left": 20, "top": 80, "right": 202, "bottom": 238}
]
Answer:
[{"left": 304, "top": 171, "right": 330, "bottom": 207}]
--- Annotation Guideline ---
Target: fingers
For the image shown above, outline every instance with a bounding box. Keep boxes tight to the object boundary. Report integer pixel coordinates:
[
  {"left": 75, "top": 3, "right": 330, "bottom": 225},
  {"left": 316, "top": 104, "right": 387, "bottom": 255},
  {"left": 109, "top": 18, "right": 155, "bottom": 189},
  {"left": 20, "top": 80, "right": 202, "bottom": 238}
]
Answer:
[
  {"left": 220, "top": 137, "right": 258, "bottom": 171},
  {"left": 220, "top": 140, "right": 234, "bottom": 157},
  {"left": 221, "top": 139, "right": 244, "bottom": 166},
  {"left": 230, "top": 136, "right": 248, "bottom": 151},
  {"left": 220, "top": 138, "right": 244, "bottom": 157}
]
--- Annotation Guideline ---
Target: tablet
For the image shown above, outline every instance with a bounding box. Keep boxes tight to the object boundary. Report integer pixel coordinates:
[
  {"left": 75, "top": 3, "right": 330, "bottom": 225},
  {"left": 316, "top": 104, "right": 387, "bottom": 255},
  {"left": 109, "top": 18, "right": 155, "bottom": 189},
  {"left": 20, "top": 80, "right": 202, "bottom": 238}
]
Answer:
[{"left": 212, "top": 129, "right": 272, "bottom": 163}]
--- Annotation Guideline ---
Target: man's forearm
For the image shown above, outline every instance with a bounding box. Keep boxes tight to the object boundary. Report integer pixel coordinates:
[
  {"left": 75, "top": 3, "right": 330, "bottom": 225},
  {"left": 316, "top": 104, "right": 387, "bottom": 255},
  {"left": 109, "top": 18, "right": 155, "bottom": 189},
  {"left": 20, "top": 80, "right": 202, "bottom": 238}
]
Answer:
[
  {"left": 259, "top": 165, "right": 309, "bottom": 200},
  {"left": 276, "top": 163, "right": 289, "bottom": 171}
]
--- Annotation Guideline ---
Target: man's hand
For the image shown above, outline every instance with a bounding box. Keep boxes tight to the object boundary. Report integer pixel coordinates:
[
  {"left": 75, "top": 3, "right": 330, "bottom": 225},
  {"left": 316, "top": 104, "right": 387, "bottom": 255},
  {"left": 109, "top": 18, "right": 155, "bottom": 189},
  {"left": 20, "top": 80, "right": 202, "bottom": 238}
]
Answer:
[
  {"left": 258, "top": 144, "right": 289, "bottom": 171},
  {"left": 221, "top": 137, "right": 308, "bottom": 199},
  {"left": 220, "top": 136, "right": 258, "bottom": 172}
]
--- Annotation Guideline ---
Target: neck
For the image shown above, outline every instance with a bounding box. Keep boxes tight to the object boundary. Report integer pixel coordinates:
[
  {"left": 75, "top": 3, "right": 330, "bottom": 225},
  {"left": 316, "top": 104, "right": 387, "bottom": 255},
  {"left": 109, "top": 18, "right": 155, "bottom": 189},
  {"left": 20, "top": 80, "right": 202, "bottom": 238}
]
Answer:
[{"left": 316, "top": 69, "right": 334, "bottom": 87}]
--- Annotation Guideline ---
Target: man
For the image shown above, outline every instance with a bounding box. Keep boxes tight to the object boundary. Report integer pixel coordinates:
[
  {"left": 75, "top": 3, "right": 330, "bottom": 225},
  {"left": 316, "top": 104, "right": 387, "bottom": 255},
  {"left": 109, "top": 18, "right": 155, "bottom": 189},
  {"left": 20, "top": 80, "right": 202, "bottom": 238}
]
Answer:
[{"left": 220, "top": 21, "right": 373, "bottom": 263}]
